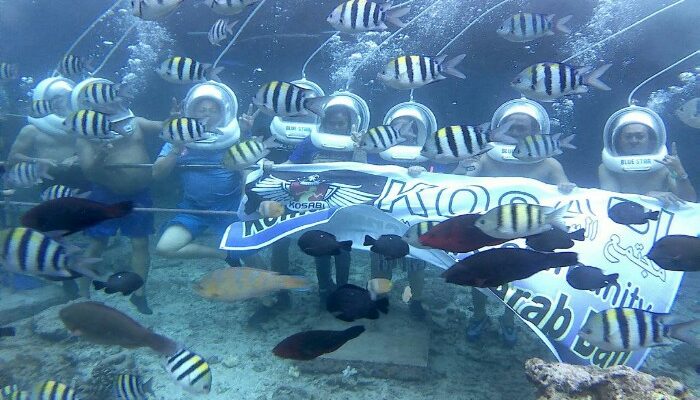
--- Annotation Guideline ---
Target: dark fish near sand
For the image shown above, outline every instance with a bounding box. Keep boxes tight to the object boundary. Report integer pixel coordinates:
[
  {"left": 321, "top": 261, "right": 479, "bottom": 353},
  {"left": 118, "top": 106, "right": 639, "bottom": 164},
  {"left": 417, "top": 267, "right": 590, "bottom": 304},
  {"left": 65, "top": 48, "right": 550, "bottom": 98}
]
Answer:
[
  {"left": 92, "top": 271, "right": 144, "bottom": 296},
  {"left": 297, "top": 230, "right": 352, "bottom": 257},
  {"left": 442, "top": 248, "right": 578, "bottom": 287},
  {"left": 608, "top": 201, "right": 659, "bottom": 225},
  {"left": 21, "top": 198, "right": 133, "bottom": 236},
  {"left": 363, "top": 234, "right": 409, "bottom": 260},
  {"left": 59, "top": 301, "right": 177, "bottom": 355},
  {"left": 0, "top": 326, "right": 15, "bottom": 337},
  {"left": 272, "top": 325, "right": 365, "bottom": 360},
  {"left": 526, "top": 228, "right": 585, "bottom": 252},
  {"left": 647, "top": 235, "right": 700, "bottom": 271},
  {"left": 566, "top": 265, "right": 618, "bottom": 290},
  {"left": 418, "top": 214, "right": 508, "bottom": 252},
  {"left": 326, "top": 284, "right": 389, "bottom": 322}
]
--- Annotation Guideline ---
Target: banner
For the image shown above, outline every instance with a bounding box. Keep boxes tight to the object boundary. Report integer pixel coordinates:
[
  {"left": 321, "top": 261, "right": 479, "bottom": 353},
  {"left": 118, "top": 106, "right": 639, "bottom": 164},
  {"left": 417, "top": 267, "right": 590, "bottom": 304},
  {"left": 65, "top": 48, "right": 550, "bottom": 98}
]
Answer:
[{"left": 222, "top": 162, "right": 696, "bottom": 369}]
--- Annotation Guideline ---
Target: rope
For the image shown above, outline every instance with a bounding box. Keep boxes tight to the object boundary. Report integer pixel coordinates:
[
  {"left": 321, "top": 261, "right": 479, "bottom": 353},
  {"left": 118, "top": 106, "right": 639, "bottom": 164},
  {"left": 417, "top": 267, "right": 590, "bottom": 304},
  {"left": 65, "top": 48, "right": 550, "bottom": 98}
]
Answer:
[
  {"left": 91, "top": 22, "right": 138, "bottom": 76},
  {"left": 301, "top": 32, "right": 339, "bottom": 79},
  {"left": 213, "top": 0, "right": 267, "bottom": 70},
  {"left": 627, "top": 49, "right": 699, "bottom": 106},
  {"left": 437, "top": 0, "right": 512, "bottom": 56}
]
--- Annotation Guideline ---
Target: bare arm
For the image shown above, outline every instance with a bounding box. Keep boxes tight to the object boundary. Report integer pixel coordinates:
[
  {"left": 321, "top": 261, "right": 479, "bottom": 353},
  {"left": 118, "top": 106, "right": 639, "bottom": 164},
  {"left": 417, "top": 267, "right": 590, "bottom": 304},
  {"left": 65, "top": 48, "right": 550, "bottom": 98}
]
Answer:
[
  {"left": 668, "top": 173, "right": 697, "bottom": 202},
  {"left": 76, "top": 138, "right": 106, "bottom": 180},
  {"left": 135, "top": 117, "right": 164, "bottom": 136},
  {"left": 152, "top": 144, "right": 182, "bottom": 181},
  {"left": 7, "top": 126, "right": 37, "bottom": 164},
  {"left": 598, "top": 163, "right": 621, "bottom": 192}
]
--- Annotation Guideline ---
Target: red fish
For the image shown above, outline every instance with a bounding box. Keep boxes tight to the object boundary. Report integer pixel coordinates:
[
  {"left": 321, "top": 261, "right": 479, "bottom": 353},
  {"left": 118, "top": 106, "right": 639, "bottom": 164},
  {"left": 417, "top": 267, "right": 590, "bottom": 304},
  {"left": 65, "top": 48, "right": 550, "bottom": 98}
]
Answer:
[
  {"left": 21, "top": 197, "right": 133, "bottom": 236},
  {"left": 272, "top": 325, "right": 365, "bottom": 360},
  {"left": 418, "top": 213, "right": 508, "bottom": 252}
]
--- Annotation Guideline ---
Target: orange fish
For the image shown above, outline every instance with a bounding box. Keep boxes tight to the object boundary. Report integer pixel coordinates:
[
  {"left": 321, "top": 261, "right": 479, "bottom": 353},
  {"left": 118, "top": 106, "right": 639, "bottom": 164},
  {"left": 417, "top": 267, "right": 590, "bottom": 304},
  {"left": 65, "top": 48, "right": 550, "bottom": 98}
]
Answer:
[{"left": 194, "top": 267, "right": 310, "bottom": 301}]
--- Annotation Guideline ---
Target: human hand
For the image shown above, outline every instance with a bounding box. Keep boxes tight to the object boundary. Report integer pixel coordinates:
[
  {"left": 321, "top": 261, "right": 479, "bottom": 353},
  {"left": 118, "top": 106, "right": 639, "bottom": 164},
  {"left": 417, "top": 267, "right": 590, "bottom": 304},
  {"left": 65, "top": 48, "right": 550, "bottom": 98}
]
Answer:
[
  {"left": 407, "top": 166, "right": 426, "bottom": 178},
  {"left": 262, "top": 159, "right": 275, "bottom": 173},
  {"left": 646, "top": 190, "right": 685, "bottom": 207},
  {"left": 655, "top": 142, "right": 687, "bottom": 177},
  {"left": 557, "top": 182, "right": 577, "bottom": 194},
  {"left": 239, "top": 103, "right": 260, "bottom": 133}
]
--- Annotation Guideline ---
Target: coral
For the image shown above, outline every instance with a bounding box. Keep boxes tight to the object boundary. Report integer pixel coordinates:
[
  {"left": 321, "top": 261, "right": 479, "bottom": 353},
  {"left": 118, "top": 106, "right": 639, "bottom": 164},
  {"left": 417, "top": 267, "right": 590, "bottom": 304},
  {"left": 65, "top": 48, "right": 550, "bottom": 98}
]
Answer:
[{"left": 525, "top": 358, "right": 698, "bottom": 400}]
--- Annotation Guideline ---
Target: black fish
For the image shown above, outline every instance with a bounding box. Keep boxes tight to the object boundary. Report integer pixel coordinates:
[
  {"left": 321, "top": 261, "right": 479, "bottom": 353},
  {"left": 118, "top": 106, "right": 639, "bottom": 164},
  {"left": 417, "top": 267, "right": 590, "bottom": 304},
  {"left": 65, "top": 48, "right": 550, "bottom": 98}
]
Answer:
[
  {"left": 566, "top": 265, "right": 618, "bottom": 290},
  {"left": 442, "top": 248, "right": 578, "bottom": 287},
  {"left": 326, "top": 284, "right": 389, "bottom": 322},
  {"left": 272, "top": 325, "right": 365, "bottom": 360},
  {"left": 297, "top": 230, "right": 352, "bottom": 257},
  {"left": 608, "top": 201, "right": 659, "bottom": 225},
  {"left": 21, "top": 197, "right": 133, "bottom": 236},
  {"left": 93, "top": 271, "right": 144, "bottom": 296},
  {"left": 363, "top": 234, "right": 409, "bottom": 260},
  {"left": 648, "top": 235, "right": 700, "bottom": 271},
  {"left": 0, "top": 326, "right": 15, "bottom": 337},
  {"left": 526, "top": 228, "right": 585, "bottom": 252}
]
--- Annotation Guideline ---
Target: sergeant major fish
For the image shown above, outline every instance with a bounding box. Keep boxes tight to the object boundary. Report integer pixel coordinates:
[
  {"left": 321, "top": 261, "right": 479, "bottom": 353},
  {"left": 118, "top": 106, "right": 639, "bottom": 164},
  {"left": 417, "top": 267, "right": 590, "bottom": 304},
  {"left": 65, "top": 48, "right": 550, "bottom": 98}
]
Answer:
[
  {"left": 512, "top": 62, "right": 612, "bottom": 101},
  {"left": 165, "top": 349, "right": 212, "bottom": 394},
  {"left": 512, "top": 133, "right": 577, "bottom": 162},
  {"left": 114, "top": 374, "right": 153, "bottom": 400},
  {"left": 402, "top": 220, "right": 441, "bottom": 249},
  {"left": 157, "top": 57, "right": 223, "bottom": 84},
  {"left": 358, "top": 119, "right": 415, "bottom": 153},
  {"left": 475, "top": 203, "right": 569, "bottom": 240},
  {"left": 31, "top": 381, "right": 78, "bottom": 400},
  {"left": 497, "top": 13, "right": 572, "bottom": 42},
  {"left": 41, "top": 185, "right": 87, "bottom": 201},
  {"left": 208, "top": 19, "right": 238, "bottom": 46},
  {"left": 161, "top": 117, "right": 211, "bottom": 144},
  {"left": 222, "top": 136, "right": 280, "bottom": 170},
  {"left": 420, "top": 121, "right": 517, "bottom": 163},
  {"left": 4, "top": 162, "right": 53, "bottom": 188},
  {"left": 29, "top": 96, "right": 68, "bottom": 118},
  {"left": 378, "top": 54, "right": 466, "bottom": 90},
  {"left": 253, "top": 81, "right": 327, "bottom": 118},
  {"left": 63, "top": 109, "right": 129, "bottom": 140},
  {"left": 57, "top": 54, "right": 91, "bottom": 77},
  {"left": 0, "top": 63, "right": 18, "bottom": 80},
  {"left": 327, "top": 0, "right": 410, "bottom": 33},
  {"left": 132, "top": 0, "right": 184, "bottom": 20},
  {"left": 82, "top": 82, "right": 134, "bottom": 106},
  {"left": 204, "top": 0, "right": 261, "bottom": 15}
]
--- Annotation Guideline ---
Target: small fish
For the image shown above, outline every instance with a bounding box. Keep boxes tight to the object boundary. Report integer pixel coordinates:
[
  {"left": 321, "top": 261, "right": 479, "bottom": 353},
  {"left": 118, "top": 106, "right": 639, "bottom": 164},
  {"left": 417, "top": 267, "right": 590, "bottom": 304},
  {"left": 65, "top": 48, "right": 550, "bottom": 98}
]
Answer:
[
  {"left": 31, "top": 381, "right": 78, "bottom": 400},
  {"left": 253, "top": 81, "right": 327, "bottom": 118},
  {"left": 367, "top": 278, "right": 392, "bottom": 301},
  {"left": 208, "top": 19, "right": 238, "bottom": 46},
  {"left": 63, "top": 109, "right": 129, "bottom": 140},
  {"left": 132, "top": 0, "right": 184, "bottom": 20},
  {"left": 608, "top": 201, "right": 659, "bottom": 225},
  {"left": 421, "top": 121, "right": 518, "bottom": 163},
  {"left": 526, "top": 227, "right": 585, "bottom": 252},
  {"left": 82, "top": 82, "right": 134, "bottom": 106},
  {"left": 161, "top": 117, "right": 211, "bottom": 144},
  {"left": 512, "top": 62, "right": 612, "bottom": 101},
  {"left": 442, "top": 248, "right": 578, "bottom": 287},
  {"left": 512, "top": 133, "right": 577, "bottom": 161},
  {"left": 40, "top": 185, "right": 86, "bottom": 201},
  {"left": 402, "top": 286, "right": 412, "bottom": 303},
  {"left": 21, "top": 197, "right": 133, "bottom": 236},
  {"left": 418, "top": 214, "right": 508, "bottom": 252},
  {"left": 297, "top": 230, "right": 353, "bottom": 257},
  {"left": 0, "top": 63, "right": 18, "bottom": 80},
  {"left": 497, "top": 13, "right": 572, "bottom": 42},
  {"left": 4, "top": 162, "right": 53, "bottom": 188},
  {"left": 327, "top": 283, "right": 389, "bottom": 321},
  {"left": 272, "top": 325, "right": 365, "bottom": 360},
  {"left": 475, "top": 203, "right": 569, "bottom": 240},
  {"left": 258, "top": 200, "right": 285, "bottom": 217},
  {"left": 359, "top": 119, "right": 415, "bottom": 153},
  {"left": 222, "top": 136, "right": 280, "bottom": 170},
  {"left": 363, "top": 234, "right": 409, "bottom": 260},
  {"left": 402, "top": 220, "right": 441, "bottom": 249},
  {"left": 204, "top": 0, "right": 261, "bottom": 15},
  {"left": 579, "top": 308, "right": 700, "bottom": 351},
  {"left": 377, "top": 54, "right": 466, "bottom": 90},
  {"left": 57, "top": 54, "right": 91, "bottom": 77},
  {"left": 327, "top": 1, "right": 410, "bottom": 33},
  {"left": 0, "top": 326, "right": 15, "bottom": 337},
  {"left": 157, "top": 57, "right": 223, "bottom": 84},
  {"left": 1, "top": 385, "right": 26, "bottom": 400},
  {"left": 676, "top": 98, "right": 700, "bottom": 129},
  {"left": 647, "top": 235, "right": 700, "bottom": 271},
  {"left": 115, "top": 374, "right": 153, "bottom": 400},
  {"left": 566, "top": 265, "right": 618, "bottom": 290},
  {"left": 194, "top": 267, "right": 310, "bottom": 301},
  {"left": 165, "top": 349, "right": 212, "bottom": 394},
  {"left": 93, "top": 271, "right": 144, "bottom": 296},
  {"left": 60, "top": 301, "right": 178, "bottom": 354},
  {"left": 29, "top": 96, "right": 68, "bottom": 118}
]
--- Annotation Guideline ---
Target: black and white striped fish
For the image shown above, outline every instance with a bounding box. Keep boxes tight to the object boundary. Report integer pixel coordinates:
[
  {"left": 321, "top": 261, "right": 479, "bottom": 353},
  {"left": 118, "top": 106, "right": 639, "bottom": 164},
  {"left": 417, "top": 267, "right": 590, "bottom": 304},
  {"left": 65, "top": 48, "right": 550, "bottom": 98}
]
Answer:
[
  {"left": 1, "top": 384, "right": 20, "bottom": 399},
  {"left": 4, "top": 162, "right": 53, "bottom": 188},
  {"left": 222, "top": 136, "right": 279, "bottom": 170},
  {"left": 475, "top": 203, "right": 569, "bottom": 240},
  {"left": 402, "top": 220, "right": 441, "bottom": 249},
  {"left": 512, "top": 133, "right": 576, "bottom": 161},
  {"left": 208, "top": 19, "right": 238, "bottom": 46},
  {"left": 165, "top": 349, "right": 212, "bottom": 394},
  {"left": 29, "top": 96, "right": 67, "bottom": 118},
  {"left": 420, "top": 121, "right": 516, "bottom": 163},
  {"left": 327, "top": 0, "right": 410, "bottom": 33},
  {"left": 204, "top": 0, "right": 261, "bottom": 15},
  {"left": 63, "top": 109, "right": 126, "bottom": 140},
  {"left": 579, "top": 307, "right": 700, "bottom": 351},
  {"left": 114, "top": 374, "right": 153, "bottom": 400},
  {"left": 41, "top": 185, "right": 84, "bottom": 201},
  {"left": 30, "top": 381, "right": 78, "bottom": 400},
  {"left": 253, "top": 81, "right": 327, "bottom": 117},
  {"left": 359, "top": 119, "right": 415, "bottom": 153},
  {"left": 82, "top": 82, "right": 134, "bottom": 106},
  {"left": 377, "top": 54, "right": 466, "bottom": 90},
  {"left": 512, "top": 62, "right": 612, "bottom": 101},
  {"left": 497, "top": 13, "right": 572, "bottom": 42},
  {"left": 57, "top": 54, "right": 91, "bottom": 77},
  {"left": 157, "top": 57, "right": 223, "bottom": 84},
  {"left": 0, "top": 63, "right": 18, "bottom": 80},
  {"left": 132, "top": 0, "right": 184, "bottom": 20},
  {"left": 161, "top": 117, "right": 211, "bottom": 144}
]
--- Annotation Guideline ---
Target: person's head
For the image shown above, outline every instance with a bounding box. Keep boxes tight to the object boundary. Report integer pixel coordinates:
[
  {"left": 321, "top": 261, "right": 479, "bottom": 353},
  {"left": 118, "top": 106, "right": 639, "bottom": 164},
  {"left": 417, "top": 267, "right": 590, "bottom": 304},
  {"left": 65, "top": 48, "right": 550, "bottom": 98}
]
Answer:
[
  {"left": 615, "top": 123, "right": 656, "bottom": 156},
  {"left": 500, "top": 112, "right": 540, "bottom": 139},
  {"left": 320, "top": 104, "right": 354, "bottom": 135},
  {"left": 190, "top": 98, "right": 223, "bottom": 127}
]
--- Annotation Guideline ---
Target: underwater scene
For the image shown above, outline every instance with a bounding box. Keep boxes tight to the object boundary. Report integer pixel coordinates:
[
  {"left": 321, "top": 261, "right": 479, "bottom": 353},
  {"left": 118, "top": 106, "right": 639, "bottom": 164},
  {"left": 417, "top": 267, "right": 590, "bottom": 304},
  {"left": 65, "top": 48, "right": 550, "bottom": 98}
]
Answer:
[{"left": 1, "top": 0, "right": 700, "bottom": 399}]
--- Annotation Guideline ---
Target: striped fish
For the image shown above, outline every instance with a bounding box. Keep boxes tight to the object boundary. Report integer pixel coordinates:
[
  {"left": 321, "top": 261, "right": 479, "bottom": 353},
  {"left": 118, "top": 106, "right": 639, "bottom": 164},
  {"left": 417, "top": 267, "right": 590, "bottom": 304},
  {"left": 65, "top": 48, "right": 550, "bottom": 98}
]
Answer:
[
  {"left": 165, "top": 349, "right": 212, "bottom": 394},
  {"left": 222, "top": 137, "right": 278, "bottom": 170},
  {"left": 1, "top": 385, "right": 19, "bottom": 400},
  {"left": 157, "top": 57, "right": 223, "bottom": 84},
  {"left": 579, "top": 308, "right": 700, "bottom": 351},
  {"left": 81, "top": 82, "right": 134, "bottom": 106},
  {"left": 0, "top": 227, "right": 100, "bottom": 280},
  {"left": 402, "top": 220, "right": 441, "bottom": 249},
  {"left": 30, "top": 380, "right": 78, "bottom": 400},
  {"left": 29, "top": 96, "right": 68, "bottom": 118},
  {"left": 377, "top": 54, "right": 466, "bottom": 90},
  {"left": 253, "top": 81, "right": 327, "bottom": 118},
  {"left": 359, "top": 119, "right": 414, "bottom": 153},
  {"left": 4, "top": 162, "right": 53, "bottom": 188},
  {"left": 41, "top": 185, "right": 81, "bottom": 201},
  {"left": 204, "top": 0, "right": 261, "bottom": 15},
  {"left": 57, "top": 55, "right": 91, "bottom": 77},
  {"left": 208, "top": 19, "right": 238, "bottom": 46},
  {"left": 327, "top": 0, "right": 410, "bottom": 33},
  {"left": 475, "top": 203, "right": 569, "bottom": 240},
  {"left": 511, "top": 62, "right": 612, "bottom": 101},
  {"left": 420, "top": 121, "right": 518, "bottom": 163},
  {"left": 114, "top": 374, "right": 153, "bottom": 400},
  {"left": 161, "top": 117, "right": 211, "bottom": 144},
  {"left": 132, "top": 0, "right": 184, "bottom": 20},
  {"left": 512, "top": 133, "right": 576, "bottom": 161},
  {"left": 0, "top": 63, "right": 18, "bottom": 80},
  {"left": 497, "top": 13, "right": 572, "bottom": 42},
  {"left": 63, "top": 110, "right": 122, "bottom": 140}
]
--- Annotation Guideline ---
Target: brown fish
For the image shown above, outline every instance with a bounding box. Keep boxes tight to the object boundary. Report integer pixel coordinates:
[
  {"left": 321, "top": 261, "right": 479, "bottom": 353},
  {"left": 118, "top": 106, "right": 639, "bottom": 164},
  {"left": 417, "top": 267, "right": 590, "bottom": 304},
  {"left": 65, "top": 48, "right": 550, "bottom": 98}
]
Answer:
[
  {"left": 194, "top": 267, "right": 310, "bottom": 301},
  {"left": 59, "top": 301, "right": 177, "bottom": 355},
  {"left": 417, "top": 213, "right": 509, "bottom": 252},
  {"left": 272, "top": 325, "right": 365, "bottom": 360},
  {"left": 647, "top": 235, "right": 700, "bottom": 271}
]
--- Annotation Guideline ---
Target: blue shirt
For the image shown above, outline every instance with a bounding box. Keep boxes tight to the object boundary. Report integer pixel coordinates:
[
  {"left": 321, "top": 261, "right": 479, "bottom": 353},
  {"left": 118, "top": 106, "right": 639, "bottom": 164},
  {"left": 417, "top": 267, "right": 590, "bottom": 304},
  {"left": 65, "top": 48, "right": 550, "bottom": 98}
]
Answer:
[
  {"left": 158, "top": 143, "right": 241, "bottom": 210},
  {"left": 288, "top": 136, "right": 355, "bottom": 164}
]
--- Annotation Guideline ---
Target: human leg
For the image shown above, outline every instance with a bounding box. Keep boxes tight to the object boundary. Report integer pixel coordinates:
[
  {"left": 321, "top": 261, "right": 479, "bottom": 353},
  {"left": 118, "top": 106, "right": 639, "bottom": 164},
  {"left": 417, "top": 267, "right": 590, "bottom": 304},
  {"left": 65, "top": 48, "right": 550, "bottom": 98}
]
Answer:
[
  {"left": 129, "top": 236, "right": 152, "bottom": 315},
  {"left": 466, "top": 288, "right": 491, "bottom": 341},
  {"left": 407, "top": 259, "right": 426, "bottom": 320},
  {"left": 334, "top": 250, "right": 351, "bottom": 287}
]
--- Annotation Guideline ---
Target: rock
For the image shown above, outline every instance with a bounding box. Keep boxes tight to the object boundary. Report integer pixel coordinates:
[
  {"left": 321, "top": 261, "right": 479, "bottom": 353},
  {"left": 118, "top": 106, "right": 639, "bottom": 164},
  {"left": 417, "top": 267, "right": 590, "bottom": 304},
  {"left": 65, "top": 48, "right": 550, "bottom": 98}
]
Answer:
[{"left": 524, "top": 357, "right": 698, "bottom": 400}]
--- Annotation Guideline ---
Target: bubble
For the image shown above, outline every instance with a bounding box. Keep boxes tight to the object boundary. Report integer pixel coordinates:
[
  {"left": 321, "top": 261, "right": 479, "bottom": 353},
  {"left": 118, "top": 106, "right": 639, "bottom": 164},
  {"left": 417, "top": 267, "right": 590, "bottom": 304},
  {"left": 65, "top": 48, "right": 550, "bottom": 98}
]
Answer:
[{"left": 678, "top": 72, "right": 696, "bottom": 83}]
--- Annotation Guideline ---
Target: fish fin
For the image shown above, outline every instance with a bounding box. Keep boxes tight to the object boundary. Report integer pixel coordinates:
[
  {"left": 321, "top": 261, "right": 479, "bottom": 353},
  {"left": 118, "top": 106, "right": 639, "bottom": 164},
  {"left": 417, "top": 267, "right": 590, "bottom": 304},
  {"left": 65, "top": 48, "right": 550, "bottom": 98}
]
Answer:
[
  {"left": 488, "top": 119, "right": 518, "bottom": 144},
  {"left": 569, "top": 228, "right": 586, "bottom": 241},
  {"left": 363, "top": 235, "right": 376, "bottom": 246},
  {"left": 375, "top": 297, "right": 389, "bottom": 314},
  {"left": 281, "top": 275, "right": 312, "bottom": 291},
  {"left": 646, "top": 211, "right": 660, "bottom": 221},
  {"left": 227, "top": 19, "right": 240, "bottom": 35},
  {"left": 75, "top": 190, "right": 92, "bottom": 199},
  {"left": 205, "top": 65, "right": 224, "bottom": 82},
  {"left": 559, "top": 134, "right": 577, "bottom": 149},
  {"left": 303, "top": 96, "right": 328, "bottom": 118},
  {"left": 344, "top": 325, "right": 366, "bottom": 339},
  {"left": 555, "top": 15, "right": 573, "bottom": 34},
  {"left": 668, "top": 319, "right": 700, "bottom": 347},
  {"left": 605, "top": 273, "right": 619, "bottom": 285},
  {"left": 583, "top": 63, "right": 612, "bottom": 91},
  {"left": 441, "top": 54, "right": 466, "bottom": 79},
  {"left": 106, "top": 201, "right": 134, "bottom": 218},
  {"left": 384, "top": 5, "right": 410, "bottom": 28},
  {"left": 339, "top": 240, "right": 353, "bottom": 252},
  {"left": 546, "top": 204, "right": 570, "bottom": 232}
]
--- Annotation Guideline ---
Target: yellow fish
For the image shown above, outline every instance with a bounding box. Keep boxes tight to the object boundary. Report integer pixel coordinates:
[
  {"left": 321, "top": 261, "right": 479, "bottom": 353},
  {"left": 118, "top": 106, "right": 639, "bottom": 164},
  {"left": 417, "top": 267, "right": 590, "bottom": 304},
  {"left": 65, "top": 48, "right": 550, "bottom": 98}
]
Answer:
[
  {"left": 194, "top": 267, "right": 310, "bottom": 301},
  {"left": 258, "top": 200, "right": 285, "bottom": 218},
  {"left": 367, "top": 278, "right": 392, "bottom": 300}
]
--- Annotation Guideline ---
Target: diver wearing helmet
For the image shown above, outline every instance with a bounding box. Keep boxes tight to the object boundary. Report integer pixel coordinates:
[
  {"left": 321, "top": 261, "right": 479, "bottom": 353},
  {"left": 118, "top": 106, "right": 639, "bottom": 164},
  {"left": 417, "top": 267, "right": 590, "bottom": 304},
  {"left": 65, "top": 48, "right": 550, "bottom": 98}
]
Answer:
[{"left": 598, "top": 107, "right": 696, "bottom": 206}]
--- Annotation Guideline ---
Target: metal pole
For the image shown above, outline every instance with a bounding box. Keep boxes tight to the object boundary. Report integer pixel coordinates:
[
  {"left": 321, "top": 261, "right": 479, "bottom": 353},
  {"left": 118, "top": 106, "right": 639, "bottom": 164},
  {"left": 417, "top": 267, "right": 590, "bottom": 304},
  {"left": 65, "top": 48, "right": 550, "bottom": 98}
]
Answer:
[{"left": 1, "top": 200, "right": 239, "bottom": 217}]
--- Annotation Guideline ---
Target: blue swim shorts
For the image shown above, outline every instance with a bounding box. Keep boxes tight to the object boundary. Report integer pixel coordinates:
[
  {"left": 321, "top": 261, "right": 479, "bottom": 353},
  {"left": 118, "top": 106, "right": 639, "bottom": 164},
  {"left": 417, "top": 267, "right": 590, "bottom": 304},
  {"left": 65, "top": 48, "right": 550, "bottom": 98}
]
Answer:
[{"left": 84, "top": 184, "right": 155, "bottom": 238}]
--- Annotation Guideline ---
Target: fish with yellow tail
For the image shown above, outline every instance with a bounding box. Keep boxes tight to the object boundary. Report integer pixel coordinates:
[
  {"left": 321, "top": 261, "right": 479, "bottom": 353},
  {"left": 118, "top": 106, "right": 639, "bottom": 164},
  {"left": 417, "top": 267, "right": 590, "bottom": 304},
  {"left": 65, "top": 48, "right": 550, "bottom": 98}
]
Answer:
[
  {"left": 475, "top": 203, "right": 569, "bottom": 240},
  {"left": 195, "top": 267, "right": 311, "bottom": 301},
  {"left": 165, "top": 348, "right": 212, "bottom": 394},
  {"left": 30, "top": 381, "right": 79, "bottom": 400}
]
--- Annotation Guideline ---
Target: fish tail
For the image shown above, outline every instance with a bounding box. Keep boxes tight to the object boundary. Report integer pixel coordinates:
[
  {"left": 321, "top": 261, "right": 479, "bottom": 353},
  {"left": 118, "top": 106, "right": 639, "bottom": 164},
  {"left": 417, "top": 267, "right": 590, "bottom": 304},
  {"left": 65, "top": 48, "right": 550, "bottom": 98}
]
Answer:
[
  {"left": 363, "top": 235, "right": 376, "bottom": 246},
  {"left": 583, "top": 63, "right": 612, "bottom": 91},
  {"left": 206, "top": 65, "right": 224, "bottom": 82},
  {"left": 343, "top": 325, "right": 366, "bottom": 340},
  {"left": 281, "top": 275, "right": 312, "bottom": 291},
  {"left": 339, "top": 240, "right": 353, "bottom": 252},
  {"left": 442, "top": 54, "right": 466, "bottom": 79},
  {"left": 569, "top": 228, "right": 586, "bottom": 241},
  {"left": 227, "top": 19, "right": 240, "bottom": 35},
  {"left": 555, "top": 15, "right": 573, "bottom": 34},
  {"left": 391, "top": 118, "right": 416, "bottom": 139},
  {"left": 669, "top": 319, "right": 700, "bottom": 347},
  {"left": 547, "top": 204, "right": 570, "bottom": 232},
  {"left": 488, "top": 119, "right": 518, "bottom": 144},
  {"left": 646, "top": 210, "right": 660, "bottom": 221},
  {"left": 303, "top": 96, "right": 328, "bottom": 118},
  {"left": 106, "top": 201, "right": 134, "bottom": 219},
  {"left": 559, "top": 134, "right": 577, "bottom": 149},
  {"left": 384, "top": 5, "right": 410, "bottom": 28},
  {"left": 605, "top": 273, "right": 619, "bottom": 284}
]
